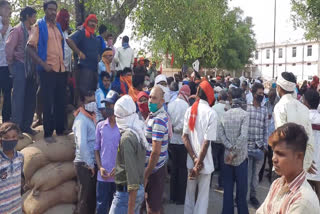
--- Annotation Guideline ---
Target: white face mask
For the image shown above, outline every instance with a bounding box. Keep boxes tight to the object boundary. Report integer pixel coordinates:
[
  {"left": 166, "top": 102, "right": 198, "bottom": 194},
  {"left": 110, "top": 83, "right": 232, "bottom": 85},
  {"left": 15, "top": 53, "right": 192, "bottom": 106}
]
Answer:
[{"left": 84, "top": 102, "right": 96, "bottom": 112}]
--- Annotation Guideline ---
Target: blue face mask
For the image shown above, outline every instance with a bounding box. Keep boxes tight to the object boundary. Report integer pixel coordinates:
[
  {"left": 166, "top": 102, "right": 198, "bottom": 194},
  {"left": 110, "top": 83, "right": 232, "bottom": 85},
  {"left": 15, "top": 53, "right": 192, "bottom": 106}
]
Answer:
[
  {"left": 148, "top": 102, "right": 159, "bottom": 113},
  {"left": 2, "top": 140, "right": 18, "bottom": 152}
]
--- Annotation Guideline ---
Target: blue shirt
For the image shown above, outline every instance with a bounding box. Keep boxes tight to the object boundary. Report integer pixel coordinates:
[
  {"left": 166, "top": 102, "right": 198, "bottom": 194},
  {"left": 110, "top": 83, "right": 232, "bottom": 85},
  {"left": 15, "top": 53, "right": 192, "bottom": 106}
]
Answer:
[{"left": 73, "top": 112, "right": 96, "bottom": 168}]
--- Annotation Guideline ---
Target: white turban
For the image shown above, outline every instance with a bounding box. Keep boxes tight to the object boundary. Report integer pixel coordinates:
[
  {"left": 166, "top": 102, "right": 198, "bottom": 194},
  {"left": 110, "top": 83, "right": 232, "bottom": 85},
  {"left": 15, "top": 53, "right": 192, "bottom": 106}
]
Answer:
[
  {"left": 155, "top": 74, "right": 167, "bottom": 85},
  {"left": 114, "top": 95, "right": 148, "bottom": 148},
  {"left": 276, "top": 74, "right": 296, "bottom": 92}
]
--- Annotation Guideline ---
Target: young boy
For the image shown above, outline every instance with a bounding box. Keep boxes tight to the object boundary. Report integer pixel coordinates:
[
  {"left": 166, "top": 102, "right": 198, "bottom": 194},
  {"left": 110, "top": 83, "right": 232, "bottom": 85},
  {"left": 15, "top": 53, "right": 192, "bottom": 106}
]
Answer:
[{"left": 0, "top": 122, "right": 23, "bottom": 213}]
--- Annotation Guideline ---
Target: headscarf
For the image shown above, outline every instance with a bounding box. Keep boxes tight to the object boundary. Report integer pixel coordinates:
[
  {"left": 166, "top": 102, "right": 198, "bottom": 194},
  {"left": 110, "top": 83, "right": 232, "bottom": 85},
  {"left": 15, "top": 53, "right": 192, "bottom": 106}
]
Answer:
[
  {"left": 120, "top": 75, "right": 138, "bottom": 101},
  {"left": 101, "top": 49, "right": 113, "bottom": 74},
  {"left": 188, "top": 81, "right": 215, "bottom": 132},
  {"left": 137, "top": 91, "right": 149, "bottom": 119},
  {"left": 83, "top": 14, "right": 98, "bottom": 38},
  {"left": 178, "top": 85, "right": 191, "bottom": 104},
  {"left": 276, "top": 74, "right": 296, "bottom": 92},
  {"left": 114, "top": 95, "right": 148, "bottom": 148},
  {"left": 155, "top": 74, "right": 167, "bottom": 85},
  {"left": 311, "top": 76, "right": 319, "bottom": 90},
  {"left": 56, "top": 9, "right": 69, "bottom": 32}
]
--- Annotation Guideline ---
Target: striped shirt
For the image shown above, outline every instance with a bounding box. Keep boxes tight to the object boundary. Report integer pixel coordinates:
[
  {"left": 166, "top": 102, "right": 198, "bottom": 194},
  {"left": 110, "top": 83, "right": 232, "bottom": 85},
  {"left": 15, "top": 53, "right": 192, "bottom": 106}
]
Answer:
[
  {"left": 145, "top": 106, "right": 169, "bottom": 172},
  {"left": 0, "top": 151, "right": 23, "bottom": 214},
  {"left": 257, "top": 171, "right": 320, "bottom": 214}
]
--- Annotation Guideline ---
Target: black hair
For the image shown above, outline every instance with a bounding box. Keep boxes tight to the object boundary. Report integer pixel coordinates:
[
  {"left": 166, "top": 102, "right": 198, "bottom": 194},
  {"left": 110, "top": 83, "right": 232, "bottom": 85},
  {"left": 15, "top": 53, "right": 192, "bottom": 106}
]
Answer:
[
  {"left": 242, "top": 80, "right": 248, "bottom": 86},
  {"left": 194, "top": 71, "right": 201, "bottom": 80},
  {"left": 20, "top": 6, "right": 36, "bottom": 22},
  {"left": 198, "top": 87, "right": 208, "bottom": 101},
  {"left": 304, "top": 89, "right": 320, "bottom": 110},
  {"left": 102, "top": 47, "right": 113, "bottom": 53},
  {"left": 219, "top": 90, "right": 228, "bottom": 101},
  {"left": 169, "top": 82, "right": 179, "bottom": 92},
  {"left": 132, "top": 74, "right": 145, "bottom": 89},
  {"left": 230, "top": 87, "right": 242, "bottom": 99},
  {"left": 167, "top": 77, "right": 174, "bottom": 86},
  {"left": 123, "top": 67, "right": 132, "bottom": 75},
  {"left": 100, "top": 72, "right": 110, "bottom": 80},
  {"left": 251, "top": 83, "right": 264, "bottom": 94},
  {"left": 189, "top": 82, "right": 197, "bottom": 95},
  {"left": 98, "top": 24, "right": 107, "bottom": 35},
  {"left": 233, "top": 78, "right": 240, "bottom": 88},
  {"left": 269, "top": 123, "right": 308, "bottom": 154},
  {"left": 43, "top": 1, "right": 57, "bottom": 11},
  {"left": 122, "top": 36, "right": 129, "bottom": 43},
  {"left": 0, "top": 0, "right": 9, "bottom": 7},
  {"left": 0, "top": 122, "right": 20, "bottom": 138},
  {"left": 80, "top": 90, "right": 95, "bottom": 102},
  {"left": 107, "top": 33, "right": 113, "bottom": 38},
  {"left": 282, "top": 72, "right": 297, "bottom": 84}
]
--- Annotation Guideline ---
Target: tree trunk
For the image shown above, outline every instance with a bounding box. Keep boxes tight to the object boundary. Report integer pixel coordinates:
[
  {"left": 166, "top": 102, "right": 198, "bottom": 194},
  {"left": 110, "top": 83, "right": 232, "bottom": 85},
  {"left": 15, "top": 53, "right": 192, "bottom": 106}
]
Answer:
[{"left": 74, "top": 0, "right": 86, "bottom": 27}]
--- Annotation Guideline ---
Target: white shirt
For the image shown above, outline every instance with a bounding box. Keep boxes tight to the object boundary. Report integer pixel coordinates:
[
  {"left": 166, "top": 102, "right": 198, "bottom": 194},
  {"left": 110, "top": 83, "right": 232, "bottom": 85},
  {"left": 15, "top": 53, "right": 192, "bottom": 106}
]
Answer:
[
  {"left": 183, "top": 99, "right": 217, "bottom": 174},
  {"left": 114, "top": 46, "right": 134, "bottom": 70},
  {"left": 0, "top": 19, "right": 12, "bottom": 67},
  {"left": 63, "top": 31, "right": 72, "bottom": 71},
  {"left": 212, "top": 102, "right": 226, "bottom": 142},
  {"left": 307, "top": 109, "right": 320, "bottom": 181},
  {"left": 168, "top": 97, "right": 189, "bottom": 145},
  {"left": 274, "top": 94, "right": 314, "bottom": 171}
]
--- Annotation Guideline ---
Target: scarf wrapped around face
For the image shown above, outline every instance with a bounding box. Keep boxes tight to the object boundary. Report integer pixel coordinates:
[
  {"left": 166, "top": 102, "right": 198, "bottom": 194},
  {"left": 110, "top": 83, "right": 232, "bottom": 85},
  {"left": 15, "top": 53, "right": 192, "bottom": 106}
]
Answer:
[
  {"left": 114, "top": 95, "right": 148, "bottom": 148},
  {"left": 83, "top": 14, "right": 98, "bottom": 38},
  {"left": 188, "top": 81, "right": 215, "bottom": 132},
  {"left": 101, "top": 50, "right": 113, "bottom": 74}
]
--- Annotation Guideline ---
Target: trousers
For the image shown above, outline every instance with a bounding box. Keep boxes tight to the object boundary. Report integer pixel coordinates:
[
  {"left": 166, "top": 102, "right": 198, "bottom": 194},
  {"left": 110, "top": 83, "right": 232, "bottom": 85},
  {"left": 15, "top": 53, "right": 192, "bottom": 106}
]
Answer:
[
  {"left": 0, "top": 66, "right": 12, "bottom": 122},
  {"left": 248, "top": 152, "right": 264, "bottom": 198},
  {"left": 96, "top": 181, "right": 116, "bottom": 214}
]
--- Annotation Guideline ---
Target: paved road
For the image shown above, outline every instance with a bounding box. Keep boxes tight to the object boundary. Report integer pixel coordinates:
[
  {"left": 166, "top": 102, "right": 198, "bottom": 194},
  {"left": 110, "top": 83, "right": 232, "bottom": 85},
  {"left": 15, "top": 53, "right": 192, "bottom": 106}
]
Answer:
[{"left": 163, "top": 172, "right": 271, "bottom": 214}]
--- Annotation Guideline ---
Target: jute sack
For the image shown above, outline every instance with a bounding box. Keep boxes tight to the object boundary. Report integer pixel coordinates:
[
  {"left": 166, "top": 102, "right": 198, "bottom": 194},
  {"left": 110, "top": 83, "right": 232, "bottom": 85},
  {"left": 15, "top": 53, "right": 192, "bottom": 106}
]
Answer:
[
  {"left": 30, "top": 135, "right": 75, "bottom": 162},
  {"left": 17, "top": 133, "right": 33, "bottom": 151},
  {"left": 21, "top": 146, "right": 49, "bottom": 181},
  {"left": 28, "top": 162, "right": 76, "bottom": 192},
  {"left": 44, "top": 204, "right": 76, "bottom": 214},
  {"left": 23, "top": 181, "right": 77, "bottom": 214}
]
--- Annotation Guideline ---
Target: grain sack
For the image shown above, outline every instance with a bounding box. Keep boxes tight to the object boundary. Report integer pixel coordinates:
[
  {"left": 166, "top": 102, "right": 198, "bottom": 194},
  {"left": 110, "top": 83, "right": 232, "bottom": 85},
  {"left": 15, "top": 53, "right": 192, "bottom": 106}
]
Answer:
[
  {"left": 29, "top": 162, "right": 76, "bottom": 192},
  {"left": 17, "top": 133, "right": 33, "bottom": 151},
  {"left": 32, "top": 126, "right": 44, "bottom": 142},
  {"left": 31, "top": 135, "right": 75, "bottom": 162},
  {"left": 44, "top": 204, "right": 76, "bottom": 214},
  {"left": 23, "top": 181, "right": 77, "bottom": 214},
  {"left": 21, "top": 146, "right": 50, "bottom": 181}
]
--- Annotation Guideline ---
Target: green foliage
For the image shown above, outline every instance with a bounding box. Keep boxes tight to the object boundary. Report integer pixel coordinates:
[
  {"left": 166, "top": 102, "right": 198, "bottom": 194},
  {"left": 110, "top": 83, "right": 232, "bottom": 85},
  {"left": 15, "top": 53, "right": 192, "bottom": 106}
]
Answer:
[
  {"left": 291, "top": 0, "right": 320, "bottom": 40},
  {"left": 132, "top": 0, "right": 256, "bottom": 72}
]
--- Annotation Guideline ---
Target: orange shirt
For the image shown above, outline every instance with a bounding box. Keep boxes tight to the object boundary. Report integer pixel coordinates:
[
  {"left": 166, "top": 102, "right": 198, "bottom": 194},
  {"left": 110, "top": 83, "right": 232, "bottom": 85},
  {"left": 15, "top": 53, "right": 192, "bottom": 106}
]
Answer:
[{"left": 28, "top": 22, "right": 65, "bottom": 72}]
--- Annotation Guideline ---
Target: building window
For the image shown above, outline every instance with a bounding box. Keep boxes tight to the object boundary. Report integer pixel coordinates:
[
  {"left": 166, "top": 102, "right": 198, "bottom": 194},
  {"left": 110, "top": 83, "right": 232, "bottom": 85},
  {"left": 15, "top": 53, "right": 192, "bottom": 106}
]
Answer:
[
  {"left": 307, "top": 62, "right": 311, "bottom": 66},
  {"left": 255, "top": 51, "right": 259, "bottom": 60},
  {"left": 279, "top": 48, "right": 283, "bottom": 58},
  {"left": 266, "top": 49, "right": 270, "bottom": 59},
  {"left": 293, "top": 63, "right": 296, "bottom": 66},
  {"left": 307, "top": 45, "right": 312, "bottom": 56},
  {"left": 292, "top": 47, "right": 297, "bottom": 57},
  {"left": 279, "top": 64, "right": 282, "bottom": 66},
  {"left": 266, "top": 64, "right": 270, "bottom": 67}
]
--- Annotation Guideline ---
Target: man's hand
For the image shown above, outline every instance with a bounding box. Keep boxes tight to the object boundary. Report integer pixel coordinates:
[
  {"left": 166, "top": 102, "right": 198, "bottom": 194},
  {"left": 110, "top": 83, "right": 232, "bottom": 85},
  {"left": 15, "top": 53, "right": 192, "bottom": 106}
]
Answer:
[
  {"left": 308, "top": 161, "right": 317, "bottom": 175},
  {"left": 144, "top": 170, "right": 151, "bottom": 188},
  {"left": 78, "top": 51, "right": 86, "bottom": 60},
  {"left": 43, "top": 63, "right": 53, "bottom": 72},
  {"left": 88, "top": 166, "right": 95, "bottom": 177},
  {"left": 100, "top": 167, "right": 109, "bottom": 180},
  {"left": 110, "top": 168, "right": 116, "bottom": 177}
]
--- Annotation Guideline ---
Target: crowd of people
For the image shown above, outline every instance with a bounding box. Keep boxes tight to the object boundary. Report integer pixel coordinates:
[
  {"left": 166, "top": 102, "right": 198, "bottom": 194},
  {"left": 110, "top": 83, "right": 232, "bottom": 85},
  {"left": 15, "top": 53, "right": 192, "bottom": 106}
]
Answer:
[{"left": 1, "top": 0, "right": 320, "bottom": 214}]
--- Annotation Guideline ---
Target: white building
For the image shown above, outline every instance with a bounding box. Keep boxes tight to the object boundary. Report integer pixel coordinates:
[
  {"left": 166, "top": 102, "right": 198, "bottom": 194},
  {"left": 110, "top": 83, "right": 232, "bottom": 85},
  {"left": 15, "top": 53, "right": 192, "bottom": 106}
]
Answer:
[{"left": 250, "top": 40, "right": 320, "bottom": 81}]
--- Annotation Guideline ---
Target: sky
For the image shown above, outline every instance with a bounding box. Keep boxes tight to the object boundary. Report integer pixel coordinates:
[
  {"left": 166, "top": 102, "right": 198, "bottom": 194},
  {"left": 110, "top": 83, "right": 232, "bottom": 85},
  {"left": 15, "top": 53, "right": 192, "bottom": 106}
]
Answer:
[{"left": 115, "top": 0, "right": 306, "bottom": 50}]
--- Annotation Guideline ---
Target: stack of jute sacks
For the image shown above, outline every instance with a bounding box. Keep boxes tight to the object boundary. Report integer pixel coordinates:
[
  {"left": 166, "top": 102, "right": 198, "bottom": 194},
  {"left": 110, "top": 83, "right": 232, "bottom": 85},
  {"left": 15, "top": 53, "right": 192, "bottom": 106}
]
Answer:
[{"left": 19, "top": 131, "right": 77, "bottom": 214}]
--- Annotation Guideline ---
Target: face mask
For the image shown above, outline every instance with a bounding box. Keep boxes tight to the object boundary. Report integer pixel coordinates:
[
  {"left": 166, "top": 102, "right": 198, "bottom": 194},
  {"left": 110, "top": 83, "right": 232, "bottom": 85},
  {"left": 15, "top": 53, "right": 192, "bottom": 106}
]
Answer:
[
  {"left": 138, "top": 102, "right": 149, "bottom": 113},
  {"left": 84, "top": 102, "right": 96, "bottom": 113},
  {"left": 256, "top": 94, "right": 264, "bottom": 103},
  {"left": 105, "top": 107, "right": 114, "bottom": 118},
  {"left": 148, "top": 102, "right": 159, "bottom": 113},
  {"left": 2, "top": 140, "right": 18, "bottom": 152}
]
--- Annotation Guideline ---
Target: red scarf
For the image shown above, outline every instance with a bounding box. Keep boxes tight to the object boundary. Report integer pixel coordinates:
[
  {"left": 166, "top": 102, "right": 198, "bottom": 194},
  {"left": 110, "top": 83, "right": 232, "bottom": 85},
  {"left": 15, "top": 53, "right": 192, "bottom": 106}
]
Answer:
[
  {"left": 83, "top": 14, "right": 98, "bottom": 38},
  {"left": 74, "top": 107, "right": 96, "bottom": 125},
  {"left": 188, "top": 81, "right": 215, "bottom": 132}
]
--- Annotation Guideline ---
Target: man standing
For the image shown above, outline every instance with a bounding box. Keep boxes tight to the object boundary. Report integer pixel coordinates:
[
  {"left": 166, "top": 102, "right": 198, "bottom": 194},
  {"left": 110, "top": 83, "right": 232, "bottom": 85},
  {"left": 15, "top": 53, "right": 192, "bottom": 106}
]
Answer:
[
  {"left": 109, "top": 95, "right": 146, "bottom": 214},
  {"left": 5, "top": 6, "right": 37, "bottom": 135},
  {"left": 97, "top": 24, "right": 107, "bottom": 51},
  {"left": 95, "top": 72, "right": 111, "bottom": 122},
  {"left": 167, "top": 85, "right": 191, "bottom": 204},
  {"left": 219, "top": 87, "right": 249, "bottom": 214},
  {"left": 303, "top": 89, "right": 320, "bottom": 200},
  {"left": 114, "top": 35, "right": 134, "bottom": 70},
  {"left": 95, "top": 90, "right": 120, "bottom": 214},
  {"left": 0, "top": 0, "right": 12, "bottom": 123},
  {"left": 257, "top": 123, "right": 320, "bottom": 214},
  {"left": 67, "top": 14, "right": 101, "bottom": 97},
  {"left": 144, "top": 86, "right": 169, "bottom": 214},
  {"left": 274, "top": 72, "right": 315, "bottom": 173},
  {"left": 183, "top": 81, "right": 217, "bottom": 214},
  {"left": 246, "top": 83, "right": 268, "bottom": 208},
  {"left": 27, "top": 0, "right": 66, "bottom": 142}
]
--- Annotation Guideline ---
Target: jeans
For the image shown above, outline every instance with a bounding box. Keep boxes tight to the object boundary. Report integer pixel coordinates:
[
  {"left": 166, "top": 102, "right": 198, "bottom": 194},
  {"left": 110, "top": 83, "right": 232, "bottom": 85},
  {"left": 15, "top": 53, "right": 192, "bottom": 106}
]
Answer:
[
  {"left": 74, "top": 162, "right": 97, "bottom": 214},
  {"left": 109, "top": 185, "right": 144, "bottom": 214},
  {"left": 39, "top": 71, "right": 67, "bottom": 137},
  {"left": 0, "top": 66, "right": 12, "bottom": 122},
  {"left": 11, "top": 61, "right": 37, "bottom": 132},
  {"left": 96, "top": 181, "right": 116, "bottom": 214},
  {"left": 168, "top": 144, "right": 188, "bottom": 203},
  {"left": 212, "top": 142, "right": 225, "bottom": 187},
  {"left": 184, "top": 173, "right": 211, "bottom": 214},
  {"left": 248, "top": 151, "right": 264, "bottom": 199},
  {"left": 222, "top": 159, "right": 249, "bottom": 214}
]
